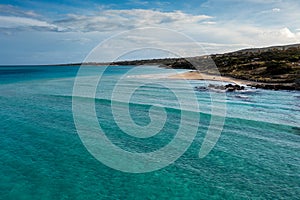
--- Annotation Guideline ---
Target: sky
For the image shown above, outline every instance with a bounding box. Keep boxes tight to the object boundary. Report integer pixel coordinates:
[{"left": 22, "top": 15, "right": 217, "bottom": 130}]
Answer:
[{"left": 0, "top": 0, "right": 300, "bottom": 65}]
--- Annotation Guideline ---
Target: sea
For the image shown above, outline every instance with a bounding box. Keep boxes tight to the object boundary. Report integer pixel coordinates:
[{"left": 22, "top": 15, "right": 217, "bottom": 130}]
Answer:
[{"left": 0, "top": 65, "right": 299, "bottom": 199}]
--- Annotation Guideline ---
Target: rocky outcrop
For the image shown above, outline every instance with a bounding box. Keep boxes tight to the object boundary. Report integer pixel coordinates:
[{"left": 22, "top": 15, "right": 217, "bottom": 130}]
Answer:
[
  {"left": 249, "top": 83, "right": 300, "bottom": 90},
  {"left": 195, "top": 84, "right": 246, "bottom": 92},
  {"left": 224, "top": 84, "right": 245, "bottom": 92}
]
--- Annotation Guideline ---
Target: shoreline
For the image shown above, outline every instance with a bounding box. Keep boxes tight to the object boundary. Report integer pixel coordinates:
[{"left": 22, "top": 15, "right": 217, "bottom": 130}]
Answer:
[
  {"left": 168, "top": 71, "right": 250, "bottom": 85},
  {"left": 168, "top": 71, "right": 299, "bottom": 90}
]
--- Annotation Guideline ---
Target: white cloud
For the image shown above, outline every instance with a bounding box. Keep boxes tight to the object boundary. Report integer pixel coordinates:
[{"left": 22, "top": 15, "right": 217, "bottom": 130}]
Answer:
[
  {"left": 272, "top": 8, "right": 281, "bottom": 12},
  {"left": 1, "top": 7, "right": 299, "bottom": 49},
  {"left": 260, "top": 7, "right": 281, "bottom": 14},
  {"left": 280, "top": 27, "right": 296, "bottom": 38},
  {"left": 53, "top": 9, "right": 212, "bottom": 32},
  {"left": 202, "top": 21, "right": 217, "bottom": 25},
  {"left": 1, "top": 6, "right": 300, "bottom": 64},
  {"left": 0, "top": 4, "right": 38, "bottom": 17},
  {"left": 59, "top": 37, "right": 92, "bottom": 45},
  {"left": 0, "top": 16, "right": 57, "bottom": 30}
]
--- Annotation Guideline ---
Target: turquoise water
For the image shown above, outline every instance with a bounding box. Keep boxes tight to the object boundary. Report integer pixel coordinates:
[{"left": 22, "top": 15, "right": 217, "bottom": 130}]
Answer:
[{"left": 0, "top": 65, "right": 299, "bottom": 199}]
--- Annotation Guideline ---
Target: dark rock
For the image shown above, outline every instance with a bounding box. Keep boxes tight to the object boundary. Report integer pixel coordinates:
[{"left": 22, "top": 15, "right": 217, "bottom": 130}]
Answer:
[
  {"left": 250, "top": 83, "right": 299, "bottom": 90},
  {"left": 226, "top": 87, "right": 235, "bottom": 92},
  {"left": 224, "top": 84, "right": 246, "bottom": 92},
  {"left": 195, "top": 83, "right": 249, "bottom": 92}
]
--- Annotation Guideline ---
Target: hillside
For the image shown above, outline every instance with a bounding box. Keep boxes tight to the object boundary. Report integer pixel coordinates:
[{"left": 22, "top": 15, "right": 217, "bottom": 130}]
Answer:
[
  {"left": 110, "top": 43, "right": 300, "bottom": 90},
  {"left": 210, "top": 44, "right": 300, "bottom": 84}
]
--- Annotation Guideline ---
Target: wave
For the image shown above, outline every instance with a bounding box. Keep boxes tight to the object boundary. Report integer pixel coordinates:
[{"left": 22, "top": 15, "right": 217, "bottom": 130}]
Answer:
[{"left": 48, "top": 94, "right": 300, "bottom": 130}]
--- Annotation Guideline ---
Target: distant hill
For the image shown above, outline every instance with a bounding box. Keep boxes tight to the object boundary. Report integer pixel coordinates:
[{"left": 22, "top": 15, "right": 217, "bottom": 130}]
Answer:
[
  {"left": 207, "top": 43, "right": 300, "bottom": 84},
  {"left": 233, "top": 43, "right": 300, "bottom": 54},
  {"left": 109, "top": 43, "right": 300, "bottom": 89}
]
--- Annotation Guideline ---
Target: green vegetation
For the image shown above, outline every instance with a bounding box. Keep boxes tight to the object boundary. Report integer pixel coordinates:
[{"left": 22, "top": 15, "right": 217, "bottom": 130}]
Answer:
[
  {"left": 210, "top": 45, "right": 300, "bottom": 83},
  {"left": 109, "top": 44, "right": 300, "bottom": 87}
]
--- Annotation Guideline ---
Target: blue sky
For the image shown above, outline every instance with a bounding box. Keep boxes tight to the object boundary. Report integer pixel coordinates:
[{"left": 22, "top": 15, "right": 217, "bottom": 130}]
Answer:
[{"left": 1, "top": 0, "right": 300, "bottom": 64}]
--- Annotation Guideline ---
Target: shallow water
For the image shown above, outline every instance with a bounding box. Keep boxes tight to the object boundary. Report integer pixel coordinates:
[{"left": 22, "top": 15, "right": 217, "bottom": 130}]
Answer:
[{"left": 0, "top": 65, "right": 299, "bottom": 199}]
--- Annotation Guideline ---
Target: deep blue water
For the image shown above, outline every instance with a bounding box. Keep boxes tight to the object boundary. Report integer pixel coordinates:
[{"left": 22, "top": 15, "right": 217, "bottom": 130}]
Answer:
[{"left": 0, "top": 65, "right": 299, "bottom": 199}]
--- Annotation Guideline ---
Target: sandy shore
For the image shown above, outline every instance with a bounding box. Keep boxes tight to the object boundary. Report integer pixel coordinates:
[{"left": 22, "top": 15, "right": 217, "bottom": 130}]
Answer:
[
  {"left": 168, "top": 71, "right": 256, "bottom": 85},
  {"left": 130, "top": 71, "right": 255, "bottom": 85},
  {"left": 130, "top": 71, "right": 298, "bottom": 90}
]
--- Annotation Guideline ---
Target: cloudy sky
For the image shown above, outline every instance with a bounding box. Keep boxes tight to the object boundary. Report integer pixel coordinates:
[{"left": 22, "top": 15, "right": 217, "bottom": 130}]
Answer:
[{"left": 1, "top": 0, "right": 300, "bottom": 64}]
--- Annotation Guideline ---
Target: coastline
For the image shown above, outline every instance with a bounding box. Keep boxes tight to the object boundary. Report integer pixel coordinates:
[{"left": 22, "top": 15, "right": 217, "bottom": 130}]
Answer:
[
  {"left": 168, "top": 71, "right": 299, "bottom": 90},
  {"left": 168, "top": 71, "right": 250, "bottom": 85}
]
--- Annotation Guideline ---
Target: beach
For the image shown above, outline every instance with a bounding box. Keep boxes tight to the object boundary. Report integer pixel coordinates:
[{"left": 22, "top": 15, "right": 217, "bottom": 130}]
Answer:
[
  {"left": 168, "top": 70, "right": 299, "bottom": 90},
  {"left": 169, "top": 71, "right": 258, "bottom": 85}
]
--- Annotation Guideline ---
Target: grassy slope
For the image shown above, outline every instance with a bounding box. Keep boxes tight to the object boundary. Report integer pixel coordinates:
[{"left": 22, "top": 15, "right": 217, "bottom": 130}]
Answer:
[{"left": 113, "top": 44, "right": 300, "bottom": 89}]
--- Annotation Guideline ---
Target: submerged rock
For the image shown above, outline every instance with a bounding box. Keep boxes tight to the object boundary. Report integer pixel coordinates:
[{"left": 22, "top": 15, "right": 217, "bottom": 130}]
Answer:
[{"left": 194, "top": 86, "right": 208, "bottom": 91}]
